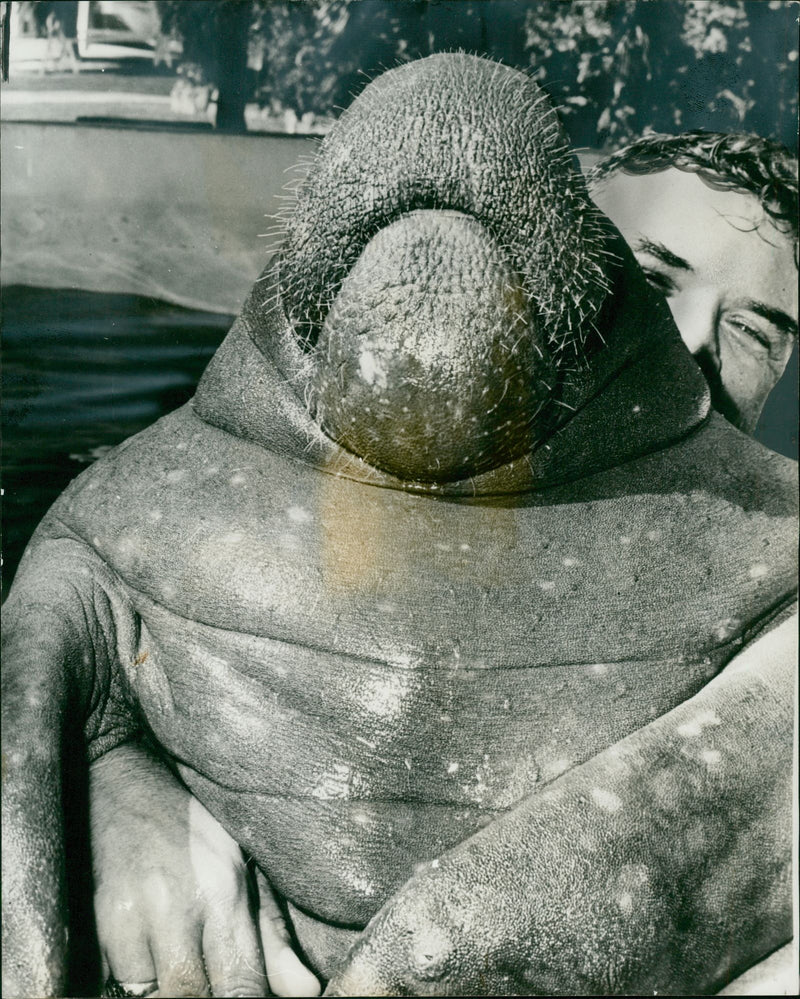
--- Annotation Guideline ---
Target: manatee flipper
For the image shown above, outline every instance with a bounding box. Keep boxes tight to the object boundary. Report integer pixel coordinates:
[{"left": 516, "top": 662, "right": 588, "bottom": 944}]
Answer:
[
  {"left": 325, "top": 614, "right": 795, "bottom": 997},
  {"left": 2, "top": 538, "right": 139, "bottom": 998}
]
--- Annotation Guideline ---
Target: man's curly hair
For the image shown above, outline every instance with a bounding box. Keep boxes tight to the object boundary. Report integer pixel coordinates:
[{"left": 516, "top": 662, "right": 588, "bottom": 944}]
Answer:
[{"left": 589, "top": 131, "right": 798, "bottom": 264}]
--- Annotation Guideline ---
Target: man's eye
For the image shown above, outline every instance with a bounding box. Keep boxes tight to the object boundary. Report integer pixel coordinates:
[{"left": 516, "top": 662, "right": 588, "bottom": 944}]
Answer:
[
  {"left": 720, "top": 314, "right": 773, "bottom": 353},
  {"left": 639, "top": 267, "right": 677, "bottom": 297}
]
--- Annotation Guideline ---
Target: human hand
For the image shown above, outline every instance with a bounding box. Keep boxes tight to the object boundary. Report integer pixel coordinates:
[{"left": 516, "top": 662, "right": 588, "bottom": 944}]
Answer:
[{"left": 91, "top": 742, "right": 321, "bottom": 997}]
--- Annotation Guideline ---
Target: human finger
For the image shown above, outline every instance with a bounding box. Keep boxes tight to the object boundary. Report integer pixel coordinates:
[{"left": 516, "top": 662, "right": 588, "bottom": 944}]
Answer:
[
  {"left": 98, "top": 909, "right": 158, "bottom": 997},
  {"left": 149, "top": 928, "right": 210, "bottom": 998},
  {"left": 202, "top": 894, "right": 268, "bottom": 998},
  {"left": 102, "top": 976, "right": 159, "bottom": 998},
  {"left": 255, "top": 868, "right": 321, "bottom": 998}
]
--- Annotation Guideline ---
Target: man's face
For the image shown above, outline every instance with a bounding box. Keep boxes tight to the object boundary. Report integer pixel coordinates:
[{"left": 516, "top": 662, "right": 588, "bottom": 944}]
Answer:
[{"left": 590, "top": 167, "right": 797, "bottom": 434}]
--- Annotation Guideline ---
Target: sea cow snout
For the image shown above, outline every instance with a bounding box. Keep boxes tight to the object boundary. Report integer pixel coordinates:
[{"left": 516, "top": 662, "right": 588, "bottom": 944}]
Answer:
[{"left": 278, "top": 53, "right": 612, "bottom": 483}]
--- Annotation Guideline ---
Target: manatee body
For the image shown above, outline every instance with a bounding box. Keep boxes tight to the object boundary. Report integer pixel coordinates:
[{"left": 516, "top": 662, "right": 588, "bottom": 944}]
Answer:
[{"left": 3, "top": 54, "right": 797, "bottom": 996}]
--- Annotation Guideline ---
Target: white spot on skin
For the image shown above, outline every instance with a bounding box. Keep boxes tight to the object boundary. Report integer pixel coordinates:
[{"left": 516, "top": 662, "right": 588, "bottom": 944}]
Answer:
[
  {"left": 436, "top": 542, "right": 452, "bottom": 552},
  {"left": 203, "top": 653, "right": 230, "bottom": 680},
  {"left": 748, "top": 563, "right": 769, "bottom": 580},
  {"left": 632, "top": 404, "right": 641, "bottom": 414},
  {"left": 311, "top": 764, "right": 353, "bottom": 800},
  {"left": 464, "top": 760, "right": 492, "bottom": 804},
  {"left": 359, "top": 349, "right": 388, "bottom": 389},
  {"left": 411, "top": 925, "right": 454, "bottom": 974},
  {"left": 701, "top": 749, "right": 722, "bottom": 766},
  {"left": 148, "top": 509, "right": 163, "bottom": 523},
  {"left": 230, "top": 472, "right": 247, "bottom": 486},
  {"left": 166, "top": 470, "right": 185, "bottom": 484},
  {"left": 447, "top": 762, "right": 460, "bottom": 775},
  {"left": 538, "top": 580, "right": 556, "bottom": 592},
  {"left": 713, "top": 617, "right": 741, "bottom": 641},
  {"left": 591, "top": 787, "right": 623, "bottom": 812},
  {"left": 358, "top": 673, "right": 410, "bottom": 721},
  {"left": 287, "top": 506, "right": 312, "bottom": 523},
  {"left": 619, "top": 535, "right": 631, "bottom": 545},
  {"left": 677, "top": 709, "right": 722, "bottom": 739},
  {"left": 615, "top": 863, "right": 652, "bottom": 912},
  {"left": 460, "top": 544, "right": 471, "bottom": 552},
  {"left": 117, "top": 537, "right": 137, "bottom": 557},
  {"left": 591, "top": 663, "right": 609, "bottom": 676},
  {"left": 221, "top": 531, "right": 243, "bottom": 544},
  {"left": 387, "top": 651, "right": 417, "bottom": 669},
  {"left": 562, "top": 557, "right": 579, "bottom": 568},
  {"left": 344, "top": 870, "right": 375, "bottom": 897}
]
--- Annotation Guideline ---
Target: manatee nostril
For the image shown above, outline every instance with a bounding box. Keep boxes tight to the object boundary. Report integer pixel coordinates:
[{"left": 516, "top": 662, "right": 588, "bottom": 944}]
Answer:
[{"left": 307, "top": 210, "right": 556, "bottom": 483}]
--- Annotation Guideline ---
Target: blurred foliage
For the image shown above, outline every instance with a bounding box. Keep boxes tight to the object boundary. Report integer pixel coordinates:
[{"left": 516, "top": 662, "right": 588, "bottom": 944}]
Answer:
[
  {"left": 522, "top": 0, "right": 799, "bottom": 148},
  {"left": 155, "top": 0, "right": 798, "bottom": 146}
]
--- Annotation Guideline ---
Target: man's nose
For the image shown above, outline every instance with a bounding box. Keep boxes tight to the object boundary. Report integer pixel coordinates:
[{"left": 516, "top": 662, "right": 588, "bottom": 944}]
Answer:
[{"left": 669, "top": 290, "right": 721, "bottom": 374}]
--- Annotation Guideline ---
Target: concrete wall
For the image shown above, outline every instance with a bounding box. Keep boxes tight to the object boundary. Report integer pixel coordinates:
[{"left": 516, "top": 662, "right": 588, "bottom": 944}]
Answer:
[{"left": 1, "top": 121, "right": 316, "bottom": 314}]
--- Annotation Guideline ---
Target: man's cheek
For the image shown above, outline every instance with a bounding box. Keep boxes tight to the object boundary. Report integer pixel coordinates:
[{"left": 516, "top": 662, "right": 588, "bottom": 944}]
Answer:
[{"left": 718, "top": 343, "right": 770, "bottom": 432}]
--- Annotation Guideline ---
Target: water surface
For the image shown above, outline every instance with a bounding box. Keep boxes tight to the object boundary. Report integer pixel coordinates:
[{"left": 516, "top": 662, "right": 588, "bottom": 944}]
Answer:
[{"left": 2, "top": 285, "right": 232, "bottom": 599}]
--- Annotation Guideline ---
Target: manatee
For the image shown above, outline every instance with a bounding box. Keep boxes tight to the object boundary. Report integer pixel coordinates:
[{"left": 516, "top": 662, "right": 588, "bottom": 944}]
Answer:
[{"left": 2, "top": 54, "right": 796, "bottom": 997}]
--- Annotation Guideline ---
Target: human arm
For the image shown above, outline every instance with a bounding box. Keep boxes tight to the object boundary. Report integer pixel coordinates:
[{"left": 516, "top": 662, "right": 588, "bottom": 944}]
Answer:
[
  {"left": 325, "top": 614, "right": 795, "bottom": 996},
  {"left": 91, "top": 739, "right": 321, "bottom": 998}
]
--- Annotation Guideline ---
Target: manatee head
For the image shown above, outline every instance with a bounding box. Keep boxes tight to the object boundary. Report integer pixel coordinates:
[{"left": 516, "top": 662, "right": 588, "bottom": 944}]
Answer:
[{"left": 274, "top": 53, "right": 617, "bottom": 483}]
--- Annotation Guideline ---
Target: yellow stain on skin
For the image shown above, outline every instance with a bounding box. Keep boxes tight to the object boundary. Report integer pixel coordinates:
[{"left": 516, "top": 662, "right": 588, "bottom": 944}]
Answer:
[
  {"left": 318, "top": 468, "right": 398, "bottom": 593},
  {"left": 317, "top": 454, "right": 521, "bottom": 597}
]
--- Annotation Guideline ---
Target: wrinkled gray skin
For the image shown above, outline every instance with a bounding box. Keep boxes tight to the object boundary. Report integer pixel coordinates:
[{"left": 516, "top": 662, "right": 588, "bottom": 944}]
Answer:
[{"left": 2, "top": 54, "right": 797, "bottom": 997}]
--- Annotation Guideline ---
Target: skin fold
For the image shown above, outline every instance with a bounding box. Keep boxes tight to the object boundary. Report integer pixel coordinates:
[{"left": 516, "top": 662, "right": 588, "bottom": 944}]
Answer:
[{"left": 2, "top": 54, "right": 797, "bottom": 997}]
